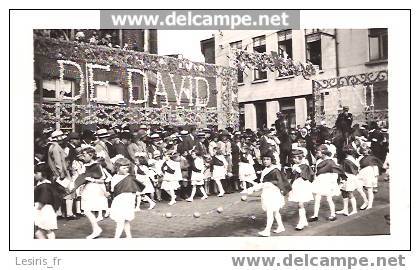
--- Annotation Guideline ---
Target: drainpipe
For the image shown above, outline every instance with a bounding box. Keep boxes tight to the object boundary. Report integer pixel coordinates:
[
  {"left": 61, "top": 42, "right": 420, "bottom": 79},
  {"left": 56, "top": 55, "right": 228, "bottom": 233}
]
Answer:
[{"left": 335, "top": 29, "right": 339, "bottom": 77}]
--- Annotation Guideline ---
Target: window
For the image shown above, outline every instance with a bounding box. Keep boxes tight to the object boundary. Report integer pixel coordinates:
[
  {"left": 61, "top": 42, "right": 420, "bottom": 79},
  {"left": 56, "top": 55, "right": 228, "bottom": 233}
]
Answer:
[
  {"left": 306, "top": 34, "right": 322, "bottom": 69},
  {"left": 369, "top": 28, "right": 388, "bottom": 61},
  {"left": 230, "top": 41, "right": 244, "bottom": 83},
  {"left": 278, "top": 98, "right": 296, "bottom": 129},
  {"left": 41, "top": 79, "right": 75, "bottom": 100},
  {"left": 254, "top": 101, "right": 267, "bottom": 130},
  {"left": 96, "top": 84, "right": 124, "bottom": 104},
  {"left": 278, "top": 30, "right": 293, "bottom": 59},
  {"left": 366, "top": 81, "right": 388, "bottom": 110},
  {"left": 253, "top": 36, "right": 267, "bottom": 81},
  {"left": 278, "top": 30, "right": 293, "bottom": 77}
]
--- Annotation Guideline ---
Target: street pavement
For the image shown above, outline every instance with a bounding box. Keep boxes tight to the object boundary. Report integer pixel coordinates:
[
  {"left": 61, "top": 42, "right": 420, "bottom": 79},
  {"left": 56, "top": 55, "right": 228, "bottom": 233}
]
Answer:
[{"left": 55, "top": 178, "right": 390, "bottom": 239}]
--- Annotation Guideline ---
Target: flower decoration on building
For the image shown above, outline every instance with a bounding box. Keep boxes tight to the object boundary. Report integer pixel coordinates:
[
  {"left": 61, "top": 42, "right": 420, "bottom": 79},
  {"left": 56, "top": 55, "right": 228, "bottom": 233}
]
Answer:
[
  {"left": 57, "top": 60, "right": 85, "bottom": 101},
  {"left": 231, "top": 49, "right": 316, "bottom": 80}
]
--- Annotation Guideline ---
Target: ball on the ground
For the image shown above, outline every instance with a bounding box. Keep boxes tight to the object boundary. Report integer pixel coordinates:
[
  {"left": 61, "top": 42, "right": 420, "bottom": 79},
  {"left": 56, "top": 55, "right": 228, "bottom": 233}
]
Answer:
[
  {"left": 193, "top": 212, "right": 201, "bottom": 218},
  {"left": 165, "top": 212, "right": 172, "bottom": 218},
  {"left": 241, "top": 195, "right": 247, "bottom": 201},
  {"left": 216, "top": 207, "right": 223, "bottom": 213}
]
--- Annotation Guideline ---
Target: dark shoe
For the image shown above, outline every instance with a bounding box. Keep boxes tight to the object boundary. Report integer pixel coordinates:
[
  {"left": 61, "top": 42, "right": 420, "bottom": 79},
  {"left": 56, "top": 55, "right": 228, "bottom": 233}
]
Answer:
[
  {"left": 328, "top": 216, "right": 337, "bottom": 221},
  {"left": 295, "top": 227, "right": 304, "bottom": 231},
  {"left": 76, "top": 213, "right": 84, "bottom": 218},
  {"left": 308, "top": 216, "right": 318, "bottom": 222},
  {"left": 66, "top": 215, "right": 79, "bottom": 220},
  {"left": 57, "top": 216, "right": 65, "bottom": 220}
]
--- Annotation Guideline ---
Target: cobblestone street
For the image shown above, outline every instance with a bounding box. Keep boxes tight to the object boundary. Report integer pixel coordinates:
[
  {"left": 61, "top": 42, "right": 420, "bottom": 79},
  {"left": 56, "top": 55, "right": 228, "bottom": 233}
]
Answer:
[{"left": 55, "top": 179, "right": 390, "bottom": 239}]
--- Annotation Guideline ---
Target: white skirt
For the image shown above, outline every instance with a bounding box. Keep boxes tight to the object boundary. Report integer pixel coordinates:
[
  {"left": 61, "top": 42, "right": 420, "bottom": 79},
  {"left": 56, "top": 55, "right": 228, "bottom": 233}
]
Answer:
[
  {"left": 191, "top": 178, "right": 205, "bottom": 186},
  {"left": 139, "top": 178, "right": 155, "bottom": 194},
  {"left": 110, "top": 193, "right": 136, "bottom": 222},
  {"left": 358, "top": 166, "right": 379, "bottom": 188},
  {"left": 239, "top": 163, "right": 257, "bottom": 182},
  {"left": 312, "top": 173, "right": 341, "bottom": 197},
  {"left": 161, "top": 180, "right": 180, "bottom": 191},
  {"left": 261, "top": 183, "right": 285, "bottom": 212},
  {"left": 340, "top": 173, "right": 363, "bottom": 192},
  {"left": 81, "top": 182, "right": 109, "bottom": 211},
  {"left": 212, "top": 166, "right": 226, "bottom": 180},
  {"left": 34, "top": 204, "right": 57, "bottom": 231},
  {"left": 288, "top": 178, "right": 314, "bottom": 203}
]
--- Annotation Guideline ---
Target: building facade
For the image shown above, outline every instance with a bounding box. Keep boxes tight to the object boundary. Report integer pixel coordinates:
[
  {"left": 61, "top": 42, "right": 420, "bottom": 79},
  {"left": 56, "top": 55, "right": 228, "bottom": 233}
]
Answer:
[{"left": 206, "top": 29, "right": 388, "bottom": 130}]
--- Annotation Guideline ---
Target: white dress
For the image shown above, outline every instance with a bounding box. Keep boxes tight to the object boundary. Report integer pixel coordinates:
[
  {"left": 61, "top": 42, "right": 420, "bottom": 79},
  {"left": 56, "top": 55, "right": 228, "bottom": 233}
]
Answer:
[
  {"left": 136, "top": 166, "right": 156, "bottom": 194},
  {"left": 311, "top": 159, "right": 341, "bottom": 197},
  {"left": 110, "top": 174, "right": 136, "bottom": 222},
  {"left": 191, "top": 157, "right": 205, "bottom": 185},
  {"left": 358, "top": 166, "right": 379, "bottom": 188},
  {"left": 212, "top": 155, "right": 227, "bottom": 180},
  {"left": 34, "top": 180, "right": 58, "bottom": 231},
  {"left": 259, "top": 166, "right": 285, "bottom": 212},
  {"left": 239, "top": 154, "right": 257, "bottom": 183},
  {"left": 161, "top": 160, "right": 181, "bottom": 191},
  {"left": 81, "top": 164, "right": 109, "bottom": 211},
  {"left": 34, "top": 204, "right": 57, "bottom": 230},
  {"left": 340, "top": 157, "right": 362, "bottom": 192},
  {"left": 288, "top": 164, "right": 314, "bottom": 203}
]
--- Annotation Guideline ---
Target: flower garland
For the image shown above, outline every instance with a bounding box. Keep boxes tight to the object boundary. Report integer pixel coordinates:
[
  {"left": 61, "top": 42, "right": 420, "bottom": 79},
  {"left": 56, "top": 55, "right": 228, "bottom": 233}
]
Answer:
[
  {"left": 87, "top": 63, "right": 110, "bottom": 102},
  {"left": 127, "top": 68, "right": 149, "bottom": 104},
  {"left": 57, "top": 60, "right": 85, "bottom": 101},
  {"left": 194, "top": 77, "right": 210, "bottom": 107},
  {"left": 152, "top": 72, "right": 169, "bottom": 106},
  {"left": 231, "top": 49, "right": 316, "bottom": 80},
  {"left": 170, "top": 74, "right": 194, "bottom": 106}
]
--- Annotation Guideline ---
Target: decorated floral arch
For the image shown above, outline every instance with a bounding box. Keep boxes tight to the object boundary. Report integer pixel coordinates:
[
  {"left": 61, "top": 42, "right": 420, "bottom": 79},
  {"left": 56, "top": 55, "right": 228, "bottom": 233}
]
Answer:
[{"left": 34, "top": 37, "right": 239, "bottom": 129}]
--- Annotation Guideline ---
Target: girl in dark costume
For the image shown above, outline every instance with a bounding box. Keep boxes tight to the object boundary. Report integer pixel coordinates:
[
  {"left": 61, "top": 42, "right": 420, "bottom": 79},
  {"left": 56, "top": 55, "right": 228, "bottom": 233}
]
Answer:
[
  {"left": 288, "top": 149, "right": 314, "bottom": 230},
  {"left": 247, "top": 152, "right": 291, "bottom": 237},
  {"left": 34, "top": 162, "right": 63, "bottom": 239},
  {"left": 110, "top": 158, "right": 145, "bottom": 238},
  {"left": 309, "top": 145, "right": 345, "bottom": 222}
]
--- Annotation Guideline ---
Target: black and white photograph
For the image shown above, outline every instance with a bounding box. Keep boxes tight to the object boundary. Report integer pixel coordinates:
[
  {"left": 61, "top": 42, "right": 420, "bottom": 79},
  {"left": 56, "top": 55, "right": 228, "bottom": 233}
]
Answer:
[
  {"left": 9, "top": 9, "right": 412, "bottom": 256},
  {"left": 32, "top": 28, "right": 390, "bottom": 239}
]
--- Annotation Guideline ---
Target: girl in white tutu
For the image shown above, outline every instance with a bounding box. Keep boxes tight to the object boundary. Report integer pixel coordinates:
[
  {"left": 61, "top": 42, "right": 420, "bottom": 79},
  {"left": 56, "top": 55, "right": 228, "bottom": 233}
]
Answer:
[
  {"left": 238, "top": 146, "right": 258, "bottom": 192},
  {"left": 211, "top": 148, "right": 227, "bottom": 197},
  {"left": 73, "top": 146, "right": 110, "bottom": 239},
  {"left": 110, "top": 158, "right": 145, "bottom": 238},
  {"left": 358, "top": 147, "right": 383, "bottom": 209},
  {"left": 336, "top": 145, "right": 361, "bottom": 216},
  {"left": 161, "top": 151, "right": 182, "bottom": 205},
  {"left": 133, "top": 153, "right": 156, "bottom": 210},
  {"left": 288, "top": 149, "right": 315, "bottom": 231},
  {"left": 309, "top": 145, "right": 345, "bottom": 222},
  {"left": 186, "top": 150, "right": 208, "bottom": 201},
  {"left": 247, "top": 152, "right": 291, "bottom": 237},
  {"left": 34, "top": 163, "right": 62, "bottom": 239}
]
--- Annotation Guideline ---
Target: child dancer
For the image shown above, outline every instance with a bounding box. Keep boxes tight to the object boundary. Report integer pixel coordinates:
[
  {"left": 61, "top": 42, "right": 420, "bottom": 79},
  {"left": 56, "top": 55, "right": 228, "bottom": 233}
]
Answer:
[
  {"left": 161, "top": 151, "right": 182, "bottom": 205},
  {"left": 211, "top": 148, "right": 227, "bottom": 197},
  {"left": 309, "top": 145, "right": 344, "bottom": 222},
  {"left": 78, "top": 146, "right": 109, "bottom": 239},
  {"left": 238, "top": 146, "right": 258, "bottom": 193},
  {"left": 358, "top": 147, "right": 383, "bottom": 209},
  {"left": 247, "top": 152, "right": 291, "bottom": 237},
  {"left": 288, "top": 149, "right": 314, "bottom": 230},
  {"left": 186, "top": 150, "right": 208, "bottom": 201},
  {"left": 149, "top": 150, "right": 164, "bottom": 201},
  {"left": 134, "top": 153, "right": 156, "bottom": 210},
  {"left": 110, "top": 158, "right": 145, "bottom": 238},
  {"left": 34, "top": 163, "right": 62, "bottom": 239},
  {"left": 336, "top": 145, "right": 361, "bottom": 216}
]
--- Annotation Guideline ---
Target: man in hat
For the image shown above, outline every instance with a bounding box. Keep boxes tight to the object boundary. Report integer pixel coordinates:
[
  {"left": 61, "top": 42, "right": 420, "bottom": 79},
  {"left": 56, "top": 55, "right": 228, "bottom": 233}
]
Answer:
[
  {"left": 47, "top": 130, "right": 71, "bottom": 219},
  {"left": 274, "top": 112, "right": 287, "bottom": 135},
  {"left": 177, "top": 130, "right": 194, "bottom": 155},
  {"left": 335, "top": 106, "right": 353, "bottom": 141},
  {"left": 114, "top": 131, "right": 131, "bottom": 159},
  {"left": 193, "top": 132, "right": 208, "bottom": 156},
  {"left": 93, "top": 129, "right": 114, "bottom": 172},
  {"left": 64, "top": 132, "right": 81, "bottom": 166}
]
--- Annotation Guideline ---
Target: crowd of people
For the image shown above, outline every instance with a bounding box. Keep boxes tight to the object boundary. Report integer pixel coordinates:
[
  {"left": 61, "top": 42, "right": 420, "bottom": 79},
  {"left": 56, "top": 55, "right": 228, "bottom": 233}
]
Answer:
[{"left": 34, "top": 107, "right": 390, "bottom": 239}]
